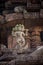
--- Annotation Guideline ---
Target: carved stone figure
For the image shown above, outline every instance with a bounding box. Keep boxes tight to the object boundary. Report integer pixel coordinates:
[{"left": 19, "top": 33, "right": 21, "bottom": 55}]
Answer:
[
  {"left": 12, "top": 24, "right": 28, "bottom": 52},
  {"left": 14, "top": 6, "right": 27, "bottom": 13}
]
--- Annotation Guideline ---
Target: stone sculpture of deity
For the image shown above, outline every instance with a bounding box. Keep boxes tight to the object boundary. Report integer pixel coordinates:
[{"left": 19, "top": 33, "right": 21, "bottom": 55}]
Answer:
[{"left": 12, "top": 24, "right": 28, "bottom": 52}]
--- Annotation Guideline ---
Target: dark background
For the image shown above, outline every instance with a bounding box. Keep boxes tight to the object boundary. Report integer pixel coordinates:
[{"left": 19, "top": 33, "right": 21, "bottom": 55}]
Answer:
[{"left": 0, "top": 0, "right": 41, "bottom": 14}]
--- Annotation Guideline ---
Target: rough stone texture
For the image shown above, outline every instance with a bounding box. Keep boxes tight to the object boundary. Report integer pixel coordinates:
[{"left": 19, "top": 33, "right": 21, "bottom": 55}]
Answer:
[
  {"left": 24, "top": 12, "right": 39, "bottom": 19},
  {"left": 5, "top": 13, "right": 23, "bottom": 22},
  {"left": 8, "top": 46, "right": 43, "bottom": 65},
  {"left": 27, "top": 3, "right": 40, "bottom": 11},
  {"left": 0, "top": 46, "right": 43, "bottom": 65}
]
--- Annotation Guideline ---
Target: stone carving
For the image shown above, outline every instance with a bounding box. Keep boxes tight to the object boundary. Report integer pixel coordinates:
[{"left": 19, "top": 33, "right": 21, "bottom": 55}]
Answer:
[
  {"left": 14, "top": 6, "right": 27, "bottom": 13},
  {"left": 12, "top": 24, "right": 28, "bottom": 52}
]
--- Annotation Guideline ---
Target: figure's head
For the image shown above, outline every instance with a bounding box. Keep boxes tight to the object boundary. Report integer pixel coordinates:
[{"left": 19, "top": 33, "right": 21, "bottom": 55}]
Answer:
[{"left": 12, "top": 24, "right": 25, "bottom": 31}]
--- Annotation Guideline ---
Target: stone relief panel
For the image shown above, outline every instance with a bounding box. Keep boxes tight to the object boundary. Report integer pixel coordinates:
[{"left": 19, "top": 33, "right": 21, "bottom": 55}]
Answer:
[{"left": 11, "top": 24, "right": 29, "bottom": 52}]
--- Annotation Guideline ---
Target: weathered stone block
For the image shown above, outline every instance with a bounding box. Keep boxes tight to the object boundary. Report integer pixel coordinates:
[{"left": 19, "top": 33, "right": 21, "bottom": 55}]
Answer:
[
  {"left": 5, "top": 13, "right": 23, "bottom": 21},
  {"left": 24, "top": 12, "right": 39, "bottom": 19}
]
